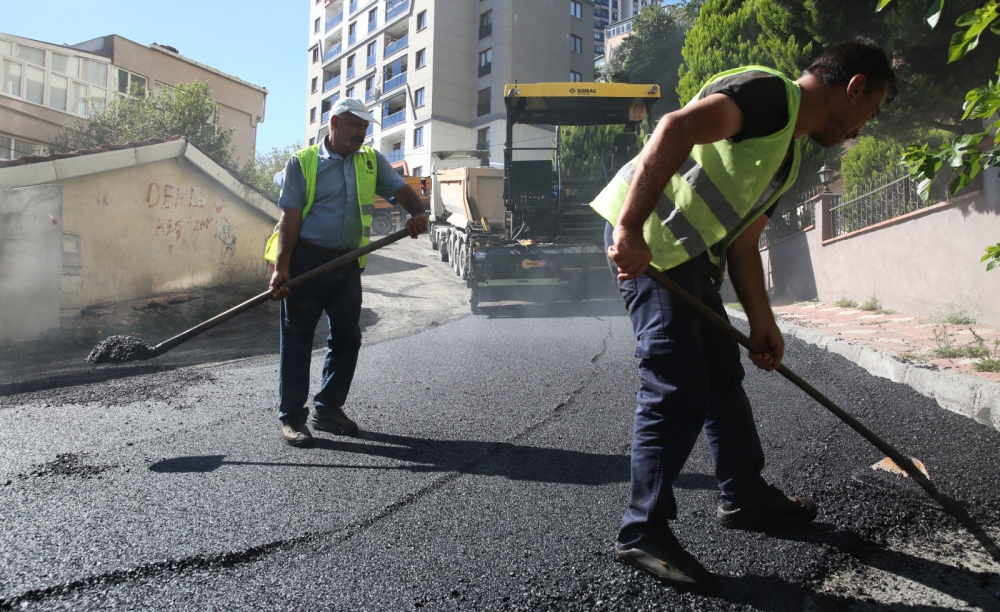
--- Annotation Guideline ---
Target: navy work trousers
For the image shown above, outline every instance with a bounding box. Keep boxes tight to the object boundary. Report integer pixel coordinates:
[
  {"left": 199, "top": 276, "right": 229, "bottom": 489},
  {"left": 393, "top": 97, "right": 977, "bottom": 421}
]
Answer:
[
  {"left": 604, "top": 224, "right": 767, "bottom": 548},
  {"left": 278, "top": 243, "right": 363, "bottom": 424}
]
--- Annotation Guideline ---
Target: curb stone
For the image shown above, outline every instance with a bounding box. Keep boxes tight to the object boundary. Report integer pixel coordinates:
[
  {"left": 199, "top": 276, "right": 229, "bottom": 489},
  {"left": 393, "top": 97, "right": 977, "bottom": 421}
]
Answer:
[{"left": 725, "top": 308, "right": 1000, "bottom": 432}]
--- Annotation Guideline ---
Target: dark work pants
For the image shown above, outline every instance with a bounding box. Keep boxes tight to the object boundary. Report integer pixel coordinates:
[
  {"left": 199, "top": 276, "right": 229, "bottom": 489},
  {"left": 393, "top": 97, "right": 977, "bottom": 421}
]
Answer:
[
  {"left": 604, "top": 224, "right": 766, "bottom": 548},
  {"left": 278, "top": 243, "right": 363, "bottom": 424}
]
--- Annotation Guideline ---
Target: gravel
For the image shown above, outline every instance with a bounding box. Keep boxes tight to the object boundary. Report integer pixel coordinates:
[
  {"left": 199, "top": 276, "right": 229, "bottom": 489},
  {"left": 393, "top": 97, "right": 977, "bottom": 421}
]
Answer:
[{"left": 85, "top": 335, "right": 156, "bottom": 364}]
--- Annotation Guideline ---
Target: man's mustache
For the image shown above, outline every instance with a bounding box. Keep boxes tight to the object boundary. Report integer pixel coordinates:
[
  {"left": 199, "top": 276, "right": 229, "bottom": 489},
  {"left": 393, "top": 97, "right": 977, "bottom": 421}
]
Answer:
[{"left": 350, "top": 135, "right": 364, "bottom": 143}]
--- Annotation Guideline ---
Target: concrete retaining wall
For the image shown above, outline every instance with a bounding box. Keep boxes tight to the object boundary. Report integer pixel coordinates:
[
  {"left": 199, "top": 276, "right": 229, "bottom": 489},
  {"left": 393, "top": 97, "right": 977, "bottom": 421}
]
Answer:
[{"left": 761, "top": 188, "right": 1000, "bottom": 326}]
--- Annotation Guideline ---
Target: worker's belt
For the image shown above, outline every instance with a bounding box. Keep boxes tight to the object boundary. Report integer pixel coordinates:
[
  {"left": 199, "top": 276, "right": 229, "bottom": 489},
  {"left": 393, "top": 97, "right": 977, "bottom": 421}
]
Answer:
[{"left": 298, "top": 238, "right": 356, "bottom": 257}]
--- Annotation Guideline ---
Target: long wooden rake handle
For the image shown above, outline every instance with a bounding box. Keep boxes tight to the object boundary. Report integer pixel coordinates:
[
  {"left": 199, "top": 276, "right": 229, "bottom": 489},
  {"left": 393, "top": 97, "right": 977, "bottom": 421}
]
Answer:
[
  {"left": 149, "top": 230, "right": 410, "bottom": 357},
  {"left": 644, "top": 267, "right": 942, "bottom": 502}
]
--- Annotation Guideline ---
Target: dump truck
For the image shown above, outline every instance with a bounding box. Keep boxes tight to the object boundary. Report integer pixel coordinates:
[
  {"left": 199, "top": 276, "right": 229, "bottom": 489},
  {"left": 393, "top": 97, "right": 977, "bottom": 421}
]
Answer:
[
  {"left": 428, "top": 82, "right": 660, "bottom": 313},
  {"left": 370, "top": 175, "right": 431, "bottom": 235}
]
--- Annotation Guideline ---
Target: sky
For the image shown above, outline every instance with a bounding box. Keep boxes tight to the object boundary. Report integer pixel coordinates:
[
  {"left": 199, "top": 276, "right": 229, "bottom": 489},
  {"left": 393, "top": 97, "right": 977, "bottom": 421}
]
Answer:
[
  {"left": 5, "top": 0, "right": 311, "bottom": 156},
  {"left": 6, "top": 1, "right": 683, "bottom": 157}
]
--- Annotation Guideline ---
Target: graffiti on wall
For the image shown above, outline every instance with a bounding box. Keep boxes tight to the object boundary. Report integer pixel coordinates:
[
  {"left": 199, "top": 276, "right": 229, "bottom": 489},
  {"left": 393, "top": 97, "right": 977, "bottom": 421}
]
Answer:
[{"left": 146, "top": 182, "right": 235, "bottom": 253}]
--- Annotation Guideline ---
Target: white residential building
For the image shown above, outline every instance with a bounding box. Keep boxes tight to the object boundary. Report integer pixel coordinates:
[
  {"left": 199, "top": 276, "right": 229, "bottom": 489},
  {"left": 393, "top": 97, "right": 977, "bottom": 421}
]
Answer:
[{"left": 304, "top": 0, "right": 595, "bottom": 178}]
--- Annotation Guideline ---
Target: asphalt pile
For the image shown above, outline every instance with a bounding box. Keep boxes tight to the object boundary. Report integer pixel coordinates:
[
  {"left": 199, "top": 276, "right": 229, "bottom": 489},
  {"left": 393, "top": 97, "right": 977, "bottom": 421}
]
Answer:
[{"left": 85, "top": 335, "right": 156, "bottom": 364}]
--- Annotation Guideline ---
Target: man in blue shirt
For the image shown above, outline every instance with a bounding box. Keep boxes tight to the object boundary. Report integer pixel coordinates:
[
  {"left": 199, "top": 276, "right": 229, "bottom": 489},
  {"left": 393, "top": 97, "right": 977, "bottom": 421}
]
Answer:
[{"left": 269, "top": 98, "right": 427, "bottom": 447}]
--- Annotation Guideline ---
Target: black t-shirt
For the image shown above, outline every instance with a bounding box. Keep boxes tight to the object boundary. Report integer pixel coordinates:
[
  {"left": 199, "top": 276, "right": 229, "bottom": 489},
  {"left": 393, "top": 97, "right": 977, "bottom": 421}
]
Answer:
[{"left": 699, "top": 71, "right": 793, "bottom": 217}]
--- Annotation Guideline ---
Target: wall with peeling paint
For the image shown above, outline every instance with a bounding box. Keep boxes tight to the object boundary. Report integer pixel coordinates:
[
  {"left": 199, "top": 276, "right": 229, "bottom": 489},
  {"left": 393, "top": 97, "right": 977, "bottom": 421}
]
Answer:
[{"left": 57, "top": 158, "right": 276, "bottom": 308}]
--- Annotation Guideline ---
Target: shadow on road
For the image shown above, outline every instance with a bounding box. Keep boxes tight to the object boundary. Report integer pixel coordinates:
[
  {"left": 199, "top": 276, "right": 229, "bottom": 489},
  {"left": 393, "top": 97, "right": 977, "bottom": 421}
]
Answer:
[
  {"left": 363, "top": 253, "right": 427, "bottom": 276},
  {"left": 150, "top": 431, "right": 637, "bottom": 485}
]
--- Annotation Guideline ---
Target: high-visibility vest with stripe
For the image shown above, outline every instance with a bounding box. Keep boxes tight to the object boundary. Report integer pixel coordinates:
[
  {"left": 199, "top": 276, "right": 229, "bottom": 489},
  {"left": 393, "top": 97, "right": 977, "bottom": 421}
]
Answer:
[
  {"left": 590, "top": 66, "right": 802, "bottom": 280},
  {"left": 263, "top": 144, "right": 378, "bottom": 269}
]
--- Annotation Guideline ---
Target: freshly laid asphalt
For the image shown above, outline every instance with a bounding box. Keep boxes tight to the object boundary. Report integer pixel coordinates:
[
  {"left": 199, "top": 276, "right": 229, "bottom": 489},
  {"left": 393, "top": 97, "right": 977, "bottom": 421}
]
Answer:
[{"left": 2, "top": 309, "right": 1000, "bottom": 610}]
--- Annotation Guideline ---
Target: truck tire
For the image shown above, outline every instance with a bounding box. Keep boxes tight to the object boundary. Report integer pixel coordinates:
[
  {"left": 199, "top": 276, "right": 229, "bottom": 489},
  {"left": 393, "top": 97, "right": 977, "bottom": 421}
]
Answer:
[
  {"left": 371, "top": 214, "right": 392, "bottom": 236},
  {"left": 429, "top": 230, "right": 437, "bottom": 250},
  {"left": 439, "top": 232, "right": 449, "bottom": 262},
  {"left": 458, "top": 241, "right": 468, "bottom": 280}
]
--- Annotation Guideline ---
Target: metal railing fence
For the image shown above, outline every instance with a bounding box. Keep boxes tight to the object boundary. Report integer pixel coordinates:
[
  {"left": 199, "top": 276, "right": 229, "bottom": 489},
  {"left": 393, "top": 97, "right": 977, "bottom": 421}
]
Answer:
[
  {"left": 759, "top": 186, "right": 824, "bottom": 249},
  {"left": 830, "top": 169, "right": 947, "bottom": 238}
]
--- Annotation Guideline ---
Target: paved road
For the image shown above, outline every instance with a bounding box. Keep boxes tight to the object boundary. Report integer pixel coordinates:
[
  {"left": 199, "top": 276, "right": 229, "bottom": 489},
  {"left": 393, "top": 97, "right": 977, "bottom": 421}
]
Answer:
[{"left": 3, "top": 305, "right": 1000, "bottom": 610}]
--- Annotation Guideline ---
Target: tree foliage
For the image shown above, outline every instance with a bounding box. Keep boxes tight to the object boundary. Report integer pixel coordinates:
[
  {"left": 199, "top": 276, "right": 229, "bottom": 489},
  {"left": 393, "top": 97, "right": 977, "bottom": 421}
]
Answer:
[
  {"left": 240, "top": 143, "right": 302, "bottom": 201},
  {"left": 677, "top": 0, "right": 773, "bottom": 105},
  {"left": 840, "top": 136, "right": 907, "bottom": 195},
  {"left": 55, "top": 81, "right": 236, "bottom": 166},
  {"left": 604, "top": 6, "right": 687, "bottom": 116},
  {"left": 560, "top": 125, "right": 643, "bottom": 180}
]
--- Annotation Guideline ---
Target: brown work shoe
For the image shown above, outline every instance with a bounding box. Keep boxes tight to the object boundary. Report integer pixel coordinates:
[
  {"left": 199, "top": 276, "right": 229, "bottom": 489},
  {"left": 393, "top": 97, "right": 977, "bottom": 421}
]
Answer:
[
  {"left": 310, "top": 408, "right": 358, "bottom": 436},
  {"left": 717, "top": 484, "right": 817, "bottom": 530},
  {"left": 615, "top": 528, "right": 722, "bottom": 593},
  {"left": 281, "top": 421, "right": 314, "bottom": 448}
]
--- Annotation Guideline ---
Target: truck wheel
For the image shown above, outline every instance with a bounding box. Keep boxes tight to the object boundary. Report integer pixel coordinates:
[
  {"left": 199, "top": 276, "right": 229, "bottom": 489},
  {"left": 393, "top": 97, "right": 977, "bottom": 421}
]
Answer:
[
  {"left": 429, "top": 230, "right": 437, "bottom": 250},
  {"left": 439, "top": 234, "right": 449, "bottom": 262},
  {"left": 371, "top": 214, "right": 392, "bottom": 236},
  {"left": 454, "top": 240, "right": 464, "bottom": 276},
  {"left": 458, "top": 242, "right": 468, "bottom": 279},
  {"left": 449, "top": 239, "right": 459, "bottom": 273}
]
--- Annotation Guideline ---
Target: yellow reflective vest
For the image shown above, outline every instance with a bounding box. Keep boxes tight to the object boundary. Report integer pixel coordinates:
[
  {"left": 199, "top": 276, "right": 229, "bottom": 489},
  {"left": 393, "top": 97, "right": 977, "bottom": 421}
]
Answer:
[
  {"left": 590, "top": 66, "right": 802, "bottom": 281},
  {"left": 264, "top": 144, "right": 378, "bottom": 269}
]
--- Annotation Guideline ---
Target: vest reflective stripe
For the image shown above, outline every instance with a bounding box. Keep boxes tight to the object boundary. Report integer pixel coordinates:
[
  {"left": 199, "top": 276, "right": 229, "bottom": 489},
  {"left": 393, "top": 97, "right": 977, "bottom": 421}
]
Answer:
[
  {"left": 590, "top": 65, "right": 802, "bottom": 276},
  {"left": 263, "top": 145, "right": 379, "bottom": 269}
]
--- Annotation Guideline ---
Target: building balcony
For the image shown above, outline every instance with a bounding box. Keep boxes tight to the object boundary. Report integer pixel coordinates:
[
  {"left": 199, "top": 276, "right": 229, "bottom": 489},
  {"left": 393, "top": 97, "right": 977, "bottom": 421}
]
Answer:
[
  {"left": 382, "top": 108, "right": 406, "bottom": 129},
  {"left": 386, "top": 0, "right": 409, "bottom": 21},
  {"left": 323, "top": 74, "right": 341, "bottom": 92},
  {"left": 384, "top": 148, "right": 405, "bottom": 163},
  {"left": 479, "top": 23, "right": 492, "bottom": 39},
  {"left": 368, "top": 19, "right": 378, "bottom": 33},
  {"left": 384, "top": 35, "right": 408, "bottom": 58},
  {"left": 477, "top": 102, "right": 490, "bottom": 117},
  {"left": 349, "top": 0, "right": 358, "bottom": 13},
  {"left": 366, "top": 54, "right": 376, "bottom": 68},
  {"left": 347, "top": 66, "right": 356, "bottom": 79},
  {"left": 383, "top": 72, "right": 407, "bottom": 93},
  {"left": 365, "top": 89, "right": 375, "bottom": 102},
  {"left": 478, "top": 63, "right": 492, "bottom": 78},
  {"left": 348, "top": 33, "right": 357, "bottom": 46},
  {"left": 324, "top": 43, "right": 343, "bottom": 62},
  {"left": 325, "top": 12, "right": 344, "bottom": 31}
]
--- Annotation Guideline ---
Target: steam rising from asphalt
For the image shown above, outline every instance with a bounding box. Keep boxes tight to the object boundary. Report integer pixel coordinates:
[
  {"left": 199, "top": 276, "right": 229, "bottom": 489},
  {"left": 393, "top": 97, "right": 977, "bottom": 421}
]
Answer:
[{"left": 86, "top": 335, "right": 156, "bottom": 364}]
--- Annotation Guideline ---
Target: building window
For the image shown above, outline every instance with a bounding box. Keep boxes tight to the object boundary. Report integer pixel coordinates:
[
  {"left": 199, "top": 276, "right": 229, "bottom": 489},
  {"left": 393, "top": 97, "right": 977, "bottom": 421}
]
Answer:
[
  {"left": 570, "top": 35, "right": 582, "bottom": 54},
  {"left": 312, "top": 47, "right": 320, "bottom": 63},
  {"left": 114, "top": 68, "right": 147, "bottom": 96},
  {"left": 349, "top": 22, "right": 357, "bottom": 44},
  {"left": 413, "top": 126, "right": 424, "bottom": 147},
  {"left": 3, "top": 59, "right": 23, "bottom": 98},
  {"left": 479, "top": 11, "right": 492, "bottom": 39},
  {"left": 571, "top": 0, "right": 582, "bottom": 18},
  {"left": 368, "top": 8, "right": 378, "bottom": 32},
  {"left": 311, "top": 77, "right": 319, "bottom": 93},
  {"left": 478, "top": 49, "right": 492, "bottom": 77},
  {"left": 570, "top": 70, "right": 583, "bottom": 82},
  {"left": 412, "top": 166, "right": 422, "bottom": 177},
  {"left": 414, "top": 87, "right": 425, "bottom": 107},
  {"left": 309, "top": 137, "right": 316, "bottom": 146},
  {"left": 477, "top": 127, "right": 490, "bottom": 151},
  {"left": 310, "top": 107, "right": 317, "bottom": 123},
  {"left": 346, "top": 86, "right": 355, "bottom": 98},
  {"left": 477, "top": 87, "right": 490, "bottom": 117},
  {"left": 415, "top": 49, "right": 426, "bottom": 69},
  {"left": 417, "top": 10, "right": 427, "bottom": 30},
  {"left": 0, "top": 135, "right": 49, "bottom": 160},
  {"left": 315, "top": 17, "right": 322, "bottom": 33}
]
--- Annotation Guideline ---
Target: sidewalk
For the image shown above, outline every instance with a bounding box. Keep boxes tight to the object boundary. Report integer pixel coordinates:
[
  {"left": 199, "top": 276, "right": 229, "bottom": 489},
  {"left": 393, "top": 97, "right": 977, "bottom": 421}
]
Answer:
[{"left": 728, "top": 299, "right": 1000, "bottom": 431}]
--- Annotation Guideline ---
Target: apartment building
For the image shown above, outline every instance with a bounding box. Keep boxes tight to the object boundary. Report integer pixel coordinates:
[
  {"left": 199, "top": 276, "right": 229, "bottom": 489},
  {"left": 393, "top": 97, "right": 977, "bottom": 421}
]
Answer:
[
  {"left": 304, "top": 0, "right": 595, "bottom": 178},
  {"left": 593, "top": 0, "right": 657, "bottom": 57},
  {"left": 0, "top": 32, "right": 267, "bottom": 164}
]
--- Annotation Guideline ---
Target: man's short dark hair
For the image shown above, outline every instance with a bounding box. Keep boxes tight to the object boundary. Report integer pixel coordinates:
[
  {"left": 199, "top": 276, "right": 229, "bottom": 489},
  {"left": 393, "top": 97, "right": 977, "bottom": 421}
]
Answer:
[{"left": 805, "top": 39, "right": 897, "bottom": 99}]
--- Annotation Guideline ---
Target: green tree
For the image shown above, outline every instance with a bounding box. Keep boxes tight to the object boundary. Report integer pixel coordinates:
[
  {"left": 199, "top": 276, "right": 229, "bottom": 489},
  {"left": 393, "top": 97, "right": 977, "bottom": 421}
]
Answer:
[
  {"left": 560, "top": 125, "right": 642, "bottom": 180},
  {"left": 605, "top": 6, "right": 687, "bottom": 115},
  {"left": 757, "top": 0, "right": 1000, "bottom": 145},
  {"left": 241, "top": 143, "right": 302, "bottom": 201},
  {"left": 677, "top": 0, "right": 773, "bottom": 105},
  {"left": 840, "top": 136, "right": 907, "bottom": 194},
  {"left": 56, "top": 81, "right": 236, "bottom": 166}
]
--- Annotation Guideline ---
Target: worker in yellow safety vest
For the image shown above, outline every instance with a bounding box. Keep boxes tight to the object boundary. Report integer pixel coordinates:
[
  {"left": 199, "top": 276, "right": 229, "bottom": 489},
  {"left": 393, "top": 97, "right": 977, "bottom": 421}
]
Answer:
[
  {"left": 591, "top": 40, "right": 894, "bottom": 591},
  {"left": 267, "top": 97, "right": 427, "bottom": 448}
]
